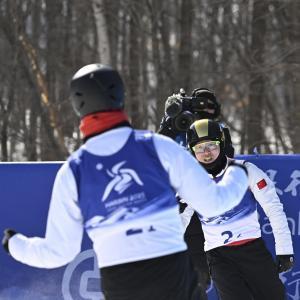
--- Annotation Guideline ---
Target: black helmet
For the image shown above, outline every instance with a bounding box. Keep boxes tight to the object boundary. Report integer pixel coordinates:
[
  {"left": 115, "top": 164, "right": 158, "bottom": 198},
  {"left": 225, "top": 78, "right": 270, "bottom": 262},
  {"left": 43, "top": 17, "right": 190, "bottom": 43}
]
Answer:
[
  {"left": 187, "top": 119, "right": 225, "bottom": 150},
  {"left": 191, "top": 88, "right": 220, "bottom": 119},
  {"left": 70, "top": 64, "right": 125, "bottom": 118},
  {"left": 187, "top": 119, "right": 227, "bottom": 175}
]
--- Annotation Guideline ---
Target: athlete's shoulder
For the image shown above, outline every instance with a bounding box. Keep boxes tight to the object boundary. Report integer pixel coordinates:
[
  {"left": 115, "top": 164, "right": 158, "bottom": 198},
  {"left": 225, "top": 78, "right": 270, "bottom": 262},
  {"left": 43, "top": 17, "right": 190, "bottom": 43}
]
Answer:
[
  {"left": 133, "top": 129, "right": 154, "bottom": 140},
  {"left": 228, "top": 157, "right": 244, "bottom": 163},
  {"left": 243, "top": 160, "right": 262, "bottom": 172},
  {"left": 240, "top": 161, "right": 268, "bottom": 185},
  {"left": 67, "top": 144, "right": 87, "bottom": 165},
  {"left": 133, "top": 129, "right": 178, "bottom": 146}
]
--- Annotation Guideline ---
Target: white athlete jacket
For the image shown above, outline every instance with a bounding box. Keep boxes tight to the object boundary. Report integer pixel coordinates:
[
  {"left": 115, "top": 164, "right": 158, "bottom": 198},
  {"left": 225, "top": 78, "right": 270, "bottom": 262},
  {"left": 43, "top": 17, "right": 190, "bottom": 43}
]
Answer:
[
  {"left": 8, "top": 127, "right": 248, "bottom": 269},
  {"left": 181, "top": 159, "right": 293, "bottom": 255}
]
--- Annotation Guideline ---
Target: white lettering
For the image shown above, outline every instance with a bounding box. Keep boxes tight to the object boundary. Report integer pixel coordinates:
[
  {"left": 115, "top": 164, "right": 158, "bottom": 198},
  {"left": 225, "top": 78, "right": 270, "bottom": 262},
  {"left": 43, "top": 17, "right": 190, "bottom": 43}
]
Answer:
[
  {"left": 105, "top": 196, "right": 129, "bottom": 208},
  {"left": 261, "top": 212, "right": 300, "bottom": 236},
  {"left": 104, "top": 192, "right": 147, "bottom": 211}
]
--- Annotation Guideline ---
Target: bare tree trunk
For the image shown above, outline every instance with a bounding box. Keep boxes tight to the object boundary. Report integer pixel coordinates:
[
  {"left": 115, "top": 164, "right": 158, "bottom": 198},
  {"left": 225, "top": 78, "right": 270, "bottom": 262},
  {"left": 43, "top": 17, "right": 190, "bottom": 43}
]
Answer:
[
  {"left": 0, "top": 43, "right": 18, "bottom": 161},
  {"left": 26, "top": 105, "right": 38, "bottom": 160},
  {"left": 0, "top": 88, "right": 9, "bottom": 161},
  {"left": 148, "top": 0, "right": 166, "bottom": 128},
  {"left": 284, "top": 1, "right": 300, "bottom": 152},
  {"left": 207, "top": 3, "right": 219, "bottom": 79},
  {"left": 159, "top": 8, "right": 175, "bottom": 88},
  {"left": 92, "top": 0, "right": 111, "bottom": 65},
  {"left": 127, "top": 1, "right": 143, "bottom": 128},
  {"left": 266, "top": 96, "right": 289, "bottom": 153},
  {"left": 102, "top": 0, "right": 120, "bottom": 67},
  {"left": 177, "top": 0, "right": 193, "bottom": 92},
  {"left": 246, "top": 1, "right": 268, "bottom": 153}
]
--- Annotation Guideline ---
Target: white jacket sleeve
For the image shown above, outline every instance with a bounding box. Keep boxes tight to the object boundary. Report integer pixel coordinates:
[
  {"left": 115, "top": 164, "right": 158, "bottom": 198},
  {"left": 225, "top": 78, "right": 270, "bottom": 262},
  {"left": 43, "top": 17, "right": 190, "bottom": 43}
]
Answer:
[
  {"left": 246, "top": 162, "right": 294, "bottom": 255},
  {"left": 153, "top": 134, "right": 248, "bottom": 218},
  {"left": 9, "top": 162, "right": 84, "bottom": 268}
]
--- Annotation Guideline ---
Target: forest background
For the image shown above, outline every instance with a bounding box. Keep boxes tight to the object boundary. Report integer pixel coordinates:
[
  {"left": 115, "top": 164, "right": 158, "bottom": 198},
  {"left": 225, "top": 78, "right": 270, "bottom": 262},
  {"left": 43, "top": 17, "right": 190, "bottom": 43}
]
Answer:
[{"left": 0, "top": 0, "right": 299, "bottom": 161}]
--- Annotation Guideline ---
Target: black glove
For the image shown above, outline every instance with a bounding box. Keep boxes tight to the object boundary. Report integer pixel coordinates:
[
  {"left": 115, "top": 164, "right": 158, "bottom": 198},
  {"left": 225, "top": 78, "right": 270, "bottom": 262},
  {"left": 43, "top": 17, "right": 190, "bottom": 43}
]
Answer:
[
  {"left": 158, "top": 93, "right": 185, "bottom": 137},
  {"left": 276, "top": 255, "right": 294, "bottom": 273},
  {"left": 157, "top": 115, "right": 178, "bottom": 139},
  {"left": 2, "top": 229, "right": 17, "bottom": 254}
]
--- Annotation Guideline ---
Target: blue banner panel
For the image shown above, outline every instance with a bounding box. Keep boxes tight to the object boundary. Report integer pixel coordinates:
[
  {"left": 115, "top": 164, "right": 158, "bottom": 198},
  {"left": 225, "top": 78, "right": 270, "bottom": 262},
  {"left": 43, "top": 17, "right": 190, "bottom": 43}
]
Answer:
[
  {"left": 235, "top": 155, "right": 300, "bottom": 300},
  {"left": 0, "top": 155, "right": 299, "bottom": 300}
]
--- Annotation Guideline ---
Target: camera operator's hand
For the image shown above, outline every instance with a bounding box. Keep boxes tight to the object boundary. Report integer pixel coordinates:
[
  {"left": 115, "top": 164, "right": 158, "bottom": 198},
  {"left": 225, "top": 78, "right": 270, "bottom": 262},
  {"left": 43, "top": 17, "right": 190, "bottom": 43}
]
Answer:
[
  {"left": 158, "top": 115, "right": 179, "bottom": 139},
  {"left": 158, "top": 94, "right": 183, "bottom": 139},
  {"left": 2, "top": 228, "right": 17, "bottom": 254}
]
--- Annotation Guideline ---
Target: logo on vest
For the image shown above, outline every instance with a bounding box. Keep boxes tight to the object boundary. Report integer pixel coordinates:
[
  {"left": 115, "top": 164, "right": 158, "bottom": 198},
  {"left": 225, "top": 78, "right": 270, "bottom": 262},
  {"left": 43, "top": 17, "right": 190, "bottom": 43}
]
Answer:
[{"left": 102, "top": 161, "right": 144, "bottom": 201}]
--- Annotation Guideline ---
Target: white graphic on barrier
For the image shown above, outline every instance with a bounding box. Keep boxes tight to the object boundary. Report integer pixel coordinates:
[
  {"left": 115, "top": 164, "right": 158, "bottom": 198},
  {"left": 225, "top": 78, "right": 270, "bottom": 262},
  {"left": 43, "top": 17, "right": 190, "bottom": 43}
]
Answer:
[
  {"left": 266, "top": 169, "right": 300, "bottom": 197},
  {"left": 284, "top": 170, "right": 300, "bottom": 197},
  {"left": 280, "top": 271, "right": 300, "bottom": 300},
  {"left": 265, "top": 169, "right": 283, "bottom": 195},
  {"left": 62, "top": 249, "right": 104, "bottom": 300},
  {"left": 102, "top": 161, "right": 144, "bottom": 201},
  {"left": 261, "top": 211, "right": 300, "bottom": 236}
]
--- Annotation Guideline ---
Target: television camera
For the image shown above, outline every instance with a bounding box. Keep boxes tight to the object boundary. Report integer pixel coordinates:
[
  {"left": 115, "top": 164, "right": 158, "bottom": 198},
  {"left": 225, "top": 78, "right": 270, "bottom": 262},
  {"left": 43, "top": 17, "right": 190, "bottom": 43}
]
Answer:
[{"left": 164, "top": 88, "right": 220, "bottom": 132}]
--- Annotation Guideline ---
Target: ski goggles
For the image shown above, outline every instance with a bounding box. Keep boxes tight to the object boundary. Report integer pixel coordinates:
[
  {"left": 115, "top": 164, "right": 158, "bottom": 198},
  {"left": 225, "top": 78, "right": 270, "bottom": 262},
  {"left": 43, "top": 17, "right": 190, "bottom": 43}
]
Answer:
[{"left": 192, "top": 141, "right": 220, "bottom": 154}]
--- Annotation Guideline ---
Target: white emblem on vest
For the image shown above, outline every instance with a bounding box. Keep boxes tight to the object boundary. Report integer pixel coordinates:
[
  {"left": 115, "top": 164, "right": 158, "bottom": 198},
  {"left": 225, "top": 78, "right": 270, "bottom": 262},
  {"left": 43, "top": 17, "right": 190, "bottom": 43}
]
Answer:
[{"left": 102, "top": 161, "right": 144, "bottom": 201}]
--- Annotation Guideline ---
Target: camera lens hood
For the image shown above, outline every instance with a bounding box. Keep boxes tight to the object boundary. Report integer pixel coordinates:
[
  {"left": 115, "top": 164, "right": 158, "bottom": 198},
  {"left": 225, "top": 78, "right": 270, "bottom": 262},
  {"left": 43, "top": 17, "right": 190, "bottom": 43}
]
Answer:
[{"left": 174, "top": 111, "right": 195, "bottom": 132}]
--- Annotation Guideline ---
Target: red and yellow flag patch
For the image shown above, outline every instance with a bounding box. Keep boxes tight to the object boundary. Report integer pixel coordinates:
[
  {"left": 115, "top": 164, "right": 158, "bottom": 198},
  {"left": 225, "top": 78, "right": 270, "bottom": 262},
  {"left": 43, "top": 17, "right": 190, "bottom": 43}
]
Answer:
[{"left": 257, "top": 179, "right": 267, "bottom": 190}]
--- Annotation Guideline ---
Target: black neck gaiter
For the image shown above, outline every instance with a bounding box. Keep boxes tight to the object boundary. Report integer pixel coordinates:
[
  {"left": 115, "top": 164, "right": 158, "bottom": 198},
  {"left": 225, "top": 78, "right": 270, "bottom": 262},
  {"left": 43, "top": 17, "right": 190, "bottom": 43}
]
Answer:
[{"left": 201, "top": 152, "right": 227, "bottom": 177}]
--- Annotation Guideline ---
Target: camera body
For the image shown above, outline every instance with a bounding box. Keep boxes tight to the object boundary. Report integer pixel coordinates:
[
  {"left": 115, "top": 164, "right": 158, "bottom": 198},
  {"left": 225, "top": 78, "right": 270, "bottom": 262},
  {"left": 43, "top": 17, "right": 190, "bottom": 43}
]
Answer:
[
  {"left": 164, "top": 94, "right": 218, "bottom": 132},
  {"left": 159, "top": 89, "right": 234, "bottom": 157}
]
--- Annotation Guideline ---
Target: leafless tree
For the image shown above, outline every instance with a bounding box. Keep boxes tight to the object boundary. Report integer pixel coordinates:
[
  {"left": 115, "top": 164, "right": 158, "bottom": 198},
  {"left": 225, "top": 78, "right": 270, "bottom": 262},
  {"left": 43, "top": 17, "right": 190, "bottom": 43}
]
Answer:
[{"left": 0, "top": 0, "right": 299, "bottom": 161}]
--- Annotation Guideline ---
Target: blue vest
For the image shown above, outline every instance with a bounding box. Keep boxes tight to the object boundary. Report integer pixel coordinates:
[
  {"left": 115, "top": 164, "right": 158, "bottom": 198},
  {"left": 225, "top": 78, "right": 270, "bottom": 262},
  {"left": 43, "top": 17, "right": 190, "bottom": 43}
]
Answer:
[
  {"left": 198, "top": 173, "right": 257, "bottom": 225},
  {"left": 69, "top": 130, "right": 177, "bottom": 228}
]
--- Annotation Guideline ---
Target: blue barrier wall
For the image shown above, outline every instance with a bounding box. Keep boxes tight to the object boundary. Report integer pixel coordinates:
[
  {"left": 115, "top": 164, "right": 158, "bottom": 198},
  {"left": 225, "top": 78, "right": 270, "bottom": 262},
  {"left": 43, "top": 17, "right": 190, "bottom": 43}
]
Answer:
[{"left": 0, "top": 155, "right": 299, "bottom": 299}]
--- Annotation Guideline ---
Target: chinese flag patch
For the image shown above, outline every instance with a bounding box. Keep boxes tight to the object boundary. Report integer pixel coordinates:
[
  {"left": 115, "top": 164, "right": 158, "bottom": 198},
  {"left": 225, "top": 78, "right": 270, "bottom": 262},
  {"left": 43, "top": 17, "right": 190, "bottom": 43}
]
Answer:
[{"left": 257, "top": 179, "right": 267, "bottom": 190}]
